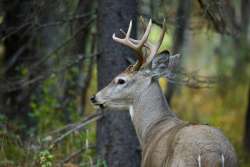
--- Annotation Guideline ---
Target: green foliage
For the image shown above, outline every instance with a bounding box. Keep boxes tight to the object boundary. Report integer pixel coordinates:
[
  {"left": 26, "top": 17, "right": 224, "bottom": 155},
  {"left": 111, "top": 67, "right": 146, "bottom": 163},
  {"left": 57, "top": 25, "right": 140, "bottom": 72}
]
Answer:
[
  {"left": 31, "top": 77, "right": 63, "bottom": 134},
  {"left": 38, "top": 150, "right": 54, "bottom": 167},
  {"left": 96, "top": 159, "right": 108, "bottom": 167}
]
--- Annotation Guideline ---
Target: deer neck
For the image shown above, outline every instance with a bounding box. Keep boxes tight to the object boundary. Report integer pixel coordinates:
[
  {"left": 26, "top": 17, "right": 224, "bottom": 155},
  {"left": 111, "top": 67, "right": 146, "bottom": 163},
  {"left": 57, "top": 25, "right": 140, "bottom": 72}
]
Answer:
[{"left": 131, "top": 81, "right": 178, "bottom": 144}]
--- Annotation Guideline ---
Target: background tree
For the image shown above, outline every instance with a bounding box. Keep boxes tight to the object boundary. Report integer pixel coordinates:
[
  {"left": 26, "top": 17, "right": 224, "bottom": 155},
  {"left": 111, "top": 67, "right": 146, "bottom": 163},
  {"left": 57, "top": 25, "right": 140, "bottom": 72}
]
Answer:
[
  {"left": 73, "top": 0, "right": 95, "bottom": 116},
  {"left": 165, "top": 0, "right": 192, "bottom": 104},
  {"left": 96, "top": 0, "right": 140, "bottom": 166}
]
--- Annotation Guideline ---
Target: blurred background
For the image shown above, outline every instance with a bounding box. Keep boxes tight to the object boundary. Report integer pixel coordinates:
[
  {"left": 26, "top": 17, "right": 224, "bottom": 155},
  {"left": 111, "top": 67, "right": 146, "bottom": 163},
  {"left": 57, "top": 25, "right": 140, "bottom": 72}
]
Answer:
[{"left": 0, "top": 0, "right": 249, "bottom": 166}]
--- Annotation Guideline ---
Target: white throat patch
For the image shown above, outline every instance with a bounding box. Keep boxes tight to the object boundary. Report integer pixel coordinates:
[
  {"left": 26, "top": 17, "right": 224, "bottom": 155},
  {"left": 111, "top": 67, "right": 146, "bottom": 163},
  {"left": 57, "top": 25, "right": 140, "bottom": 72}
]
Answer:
[{"left": 129, "top": 105, "right": 134, "bottom": 119}]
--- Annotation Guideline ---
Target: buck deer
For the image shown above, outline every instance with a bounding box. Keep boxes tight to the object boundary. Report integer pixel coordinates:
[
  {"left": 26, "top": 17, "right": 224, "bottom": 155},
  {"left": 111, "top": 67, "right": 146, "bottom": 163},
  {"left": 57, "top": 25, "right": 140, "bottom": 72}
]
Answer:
[{"left": 91, "top": 19, "right": 238, "bottom": 167}]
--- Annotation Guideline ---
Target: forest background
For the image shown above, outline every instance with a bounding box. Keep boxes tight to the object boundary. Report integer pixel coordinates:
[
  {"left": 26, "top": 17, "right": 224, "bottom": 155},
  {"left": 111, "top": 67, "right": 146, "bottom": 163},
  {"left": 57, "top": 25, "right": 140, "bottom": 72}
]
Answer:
[{"left": 0, "top": 0, "right": 250, "bottom": 166}]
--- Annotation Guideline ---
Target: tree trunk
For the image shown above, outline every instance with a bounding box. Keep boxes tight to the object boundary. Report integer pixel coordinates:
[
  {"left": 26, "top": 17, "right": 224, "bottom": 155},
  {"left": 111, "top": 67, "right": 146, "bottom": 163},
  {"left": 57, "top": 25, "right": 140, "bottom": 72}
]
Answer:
[
  {"left": 165, "top": 0, "right": 192, "bottom": 104},
  {"left": 244, "top": 86, "right": 250, "bottom": 153},
  {"left": 198, "top": 0, "right": 239, "bottom": 36},
  {"left": 241, "top": 0, "right": 250, "bottom": 153},
  {"left": 73, "top": 0, "right": 94, "bottom": 116},
  {"left": 96, "top": 0, "right": 140, "bottom": 166}
]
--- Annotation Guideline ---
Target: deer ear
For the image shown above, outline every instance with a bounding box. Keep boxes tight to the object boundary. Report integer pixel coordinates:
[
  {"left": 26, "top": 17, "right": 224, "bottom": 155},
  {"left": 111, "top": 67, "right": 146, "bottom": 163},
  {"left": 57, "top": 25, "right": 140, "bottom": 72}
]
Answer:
[
  {"left": 152, "top": 50, "right": 181, "bottom": 70},
  {"left": 152, "top": 50, "right": 170, "bottom": 69},
  {"left": 150, "top": 50, "right": 181, "bottom": 79}
]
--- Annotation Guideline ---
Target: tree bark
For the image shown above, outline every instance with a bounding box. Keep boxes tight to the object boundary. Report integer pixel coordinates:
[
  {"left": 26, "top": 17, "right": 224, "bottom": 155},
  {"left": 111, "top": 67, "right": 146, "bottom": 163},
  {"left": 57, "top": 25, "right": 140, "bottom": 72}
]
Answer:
[
  {"left": 73, "top": 0, "right": 94, "bottom": 116},
  {"left": 96, "top": 0, "right": 140, "bottom": 166},
  {"left": 165, "top": 0, "right": 192, "bottom": 104},
  {"left": 198, "top": 0, "right": 239, "bottom": 36},
  {"left": 241, "top": 0, "right": 250, "bottom": 153},
  {"left": 241, "top": 0, "right": 250, "bottom": 35},
  {"left": 244, "top": 86, "right": 250, "bottom": 153}
]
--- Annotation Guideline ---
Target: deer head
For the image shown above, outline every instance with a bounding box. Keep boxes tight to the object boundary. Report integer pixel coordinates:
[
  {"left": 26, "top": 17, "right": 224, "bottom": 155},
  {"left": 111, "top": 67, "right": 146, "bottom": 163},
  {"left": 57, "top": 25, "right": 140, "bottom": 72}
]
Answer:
[{"left": 91, "top": 19, "right": 180, "bottom": 110}]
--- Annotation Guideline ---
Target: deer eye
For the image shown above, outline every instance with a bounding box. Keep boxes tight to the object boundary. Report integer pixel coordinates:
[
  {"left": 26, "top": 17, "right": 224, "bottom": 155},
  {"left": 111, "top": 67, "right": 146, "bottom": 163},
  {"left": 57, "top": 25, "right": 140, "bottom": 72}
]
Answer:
[{"left": 117, "top": 78, "right": 126, "bottom": 85}]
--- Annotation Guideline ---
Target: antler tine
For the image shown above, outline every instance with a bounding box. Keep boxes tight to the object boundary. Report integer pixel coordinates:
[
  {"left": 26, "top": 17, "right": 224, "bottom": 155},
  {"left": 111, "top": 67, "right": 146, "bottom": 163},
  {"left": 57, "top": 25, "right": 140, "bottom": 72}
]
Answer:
[
  {"left": 143, "top": 19, "right": 166, "bottom": 67},
  {"left": 113, "top": 19, "right": 152, "bottom": 49},
  {"left": 112, "top": 19, "right": 152, "bottom": 71},
  {"left": 112, "top": 20, "right": 137, "bottom": 50},
  {"left": 137, "top": 19, "right": 152, "bottom": 48},
  {"left": 126, "top": 20, "right": 132, "bottom": 39},
  {"left": 117, "top": 19, "right": 166, "bottom": 69}
]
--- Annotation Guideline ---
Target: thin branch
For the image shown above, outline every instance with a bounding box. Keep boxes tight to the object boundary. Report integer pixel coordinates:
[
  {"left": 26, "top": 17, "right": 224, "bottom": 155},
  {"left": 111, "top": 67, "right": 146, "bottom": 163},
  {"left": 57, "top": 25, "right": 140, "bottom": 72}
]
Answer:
[
  {"left": 59, "top": 145, "right": 95, "bottom": 165},
  {"left": 1, "top": 22, "right": 31, "bottom": 41},
  {"left": 0, "top": 16, "right": 97, "bottom": 93},
  {"left": 2, "top": 45, "right": 28, "bottom": 73},
  {"left": 1, "top": 11, "right": 96, "bottom": 41},
  {"left": 36, "top": 11, "right": 96, "bottom": 29},
  {"left": 167, "top": 69, "right": 218, "bottom": 89},
  {"left": 49, "top": 111, "right": 103, "bottom": 148},
  {"left": 0, "top": 53, "right": 98, "bottom": 92},
  {"left": 29, "top": 16, "right": 96, "bottom": 70},
  {"left": 46, "top": 123, "right": 76, "bottom": 137}
]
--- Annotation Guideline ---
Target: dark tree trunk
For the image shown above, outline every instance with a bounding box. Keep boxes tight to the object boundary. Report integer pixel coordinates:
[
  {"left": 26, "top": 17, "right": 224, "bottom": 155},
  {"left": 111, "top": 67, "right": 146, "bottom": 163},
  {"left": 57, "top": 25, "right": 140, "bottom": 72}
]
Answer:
[
  {"left": 166, "top": 0, "right": 191, "bottom": 104},
  {"left": 77, "top": 34, "right": 95, "bottom": 116},
  {"left": 0, "top": 0, "right": 37, "bottom": 137},
  {"left": 241, "top": 0, "right": 250, "bottom": 34},
  {"left": 244, "top": 86, "right": 250, "bottom": 153},
  {"left": 241, "top": 0, "right": 250, "bottom": 153},
  {"left": 231, "top": 0, "right": 250, "bottom": 83},
  {"left": 198, "top": 0, "right": 239, "bottom": 36},
  {"left": 73, "top": 0, "right": 94, "bottom": 116},
  {"left": 96, "top": 0, "right": 140, "bottom": 166}
]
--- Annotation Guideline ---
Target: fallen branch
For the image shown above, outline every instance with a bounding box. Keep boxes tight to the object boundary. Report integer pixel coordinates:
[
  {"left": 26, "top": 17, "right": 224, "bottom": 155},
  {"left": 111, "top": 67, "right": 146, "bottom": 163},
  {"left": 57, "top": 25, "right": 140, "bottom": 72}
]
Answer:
[
  {"left": 49, "top": 111, "right": 103, "bottom": 148},
  {"left": 59, "top": 144, "right": 95, "bottom": 165}
]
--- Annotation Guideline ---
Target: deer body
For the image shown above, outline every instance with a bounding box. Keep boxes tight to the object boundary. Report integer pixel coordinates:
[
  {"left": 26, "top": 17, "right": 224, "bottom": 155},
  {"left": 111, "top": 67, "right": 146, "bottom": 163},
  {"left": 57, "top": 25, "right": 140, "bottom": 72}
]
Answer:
[
  {"left": 91, "top": 19, "right": 238, "bottom": 167},
  {"left": 131, "top": 81, "right": 237, "bottom": 167}
]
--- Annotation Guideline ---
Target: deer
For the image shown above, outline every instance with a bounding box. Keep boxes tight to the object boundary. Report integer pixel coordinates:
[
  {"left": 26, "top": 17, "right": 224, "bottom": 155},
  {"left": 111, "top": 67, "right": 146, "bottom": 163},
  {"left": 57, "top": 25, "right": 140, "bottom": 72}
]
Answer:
[{"left": 90, "top": 19, "right": 238, "bottom": 167}]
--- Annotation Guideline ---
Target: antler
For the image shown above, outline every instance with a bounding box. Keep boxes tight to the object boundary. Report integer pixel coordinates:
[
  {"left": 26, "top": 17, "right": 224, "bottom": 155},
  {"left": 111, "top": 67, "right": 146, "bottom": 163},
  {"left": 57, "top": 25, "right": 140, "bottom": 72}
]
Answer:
[
  {"left": 112, "top": 19, "right": 152, "bottom": 71},
  {"left": 142, "top": 19, "right": 166, "bottom": 67},
  {"left": 112, "top": 19, "right": 166, "bottom": 71}
]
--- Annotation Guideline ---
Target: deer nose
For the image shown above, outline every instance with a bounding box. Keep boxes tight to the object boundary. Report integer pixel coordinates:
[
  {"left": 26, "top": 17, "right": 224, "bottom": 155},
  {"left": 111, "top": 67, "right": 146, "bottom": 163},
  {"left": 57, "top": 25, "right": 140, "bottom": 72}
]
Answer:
[{"left": 90, "top": 95, "right": 97, "bottom": 103}]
